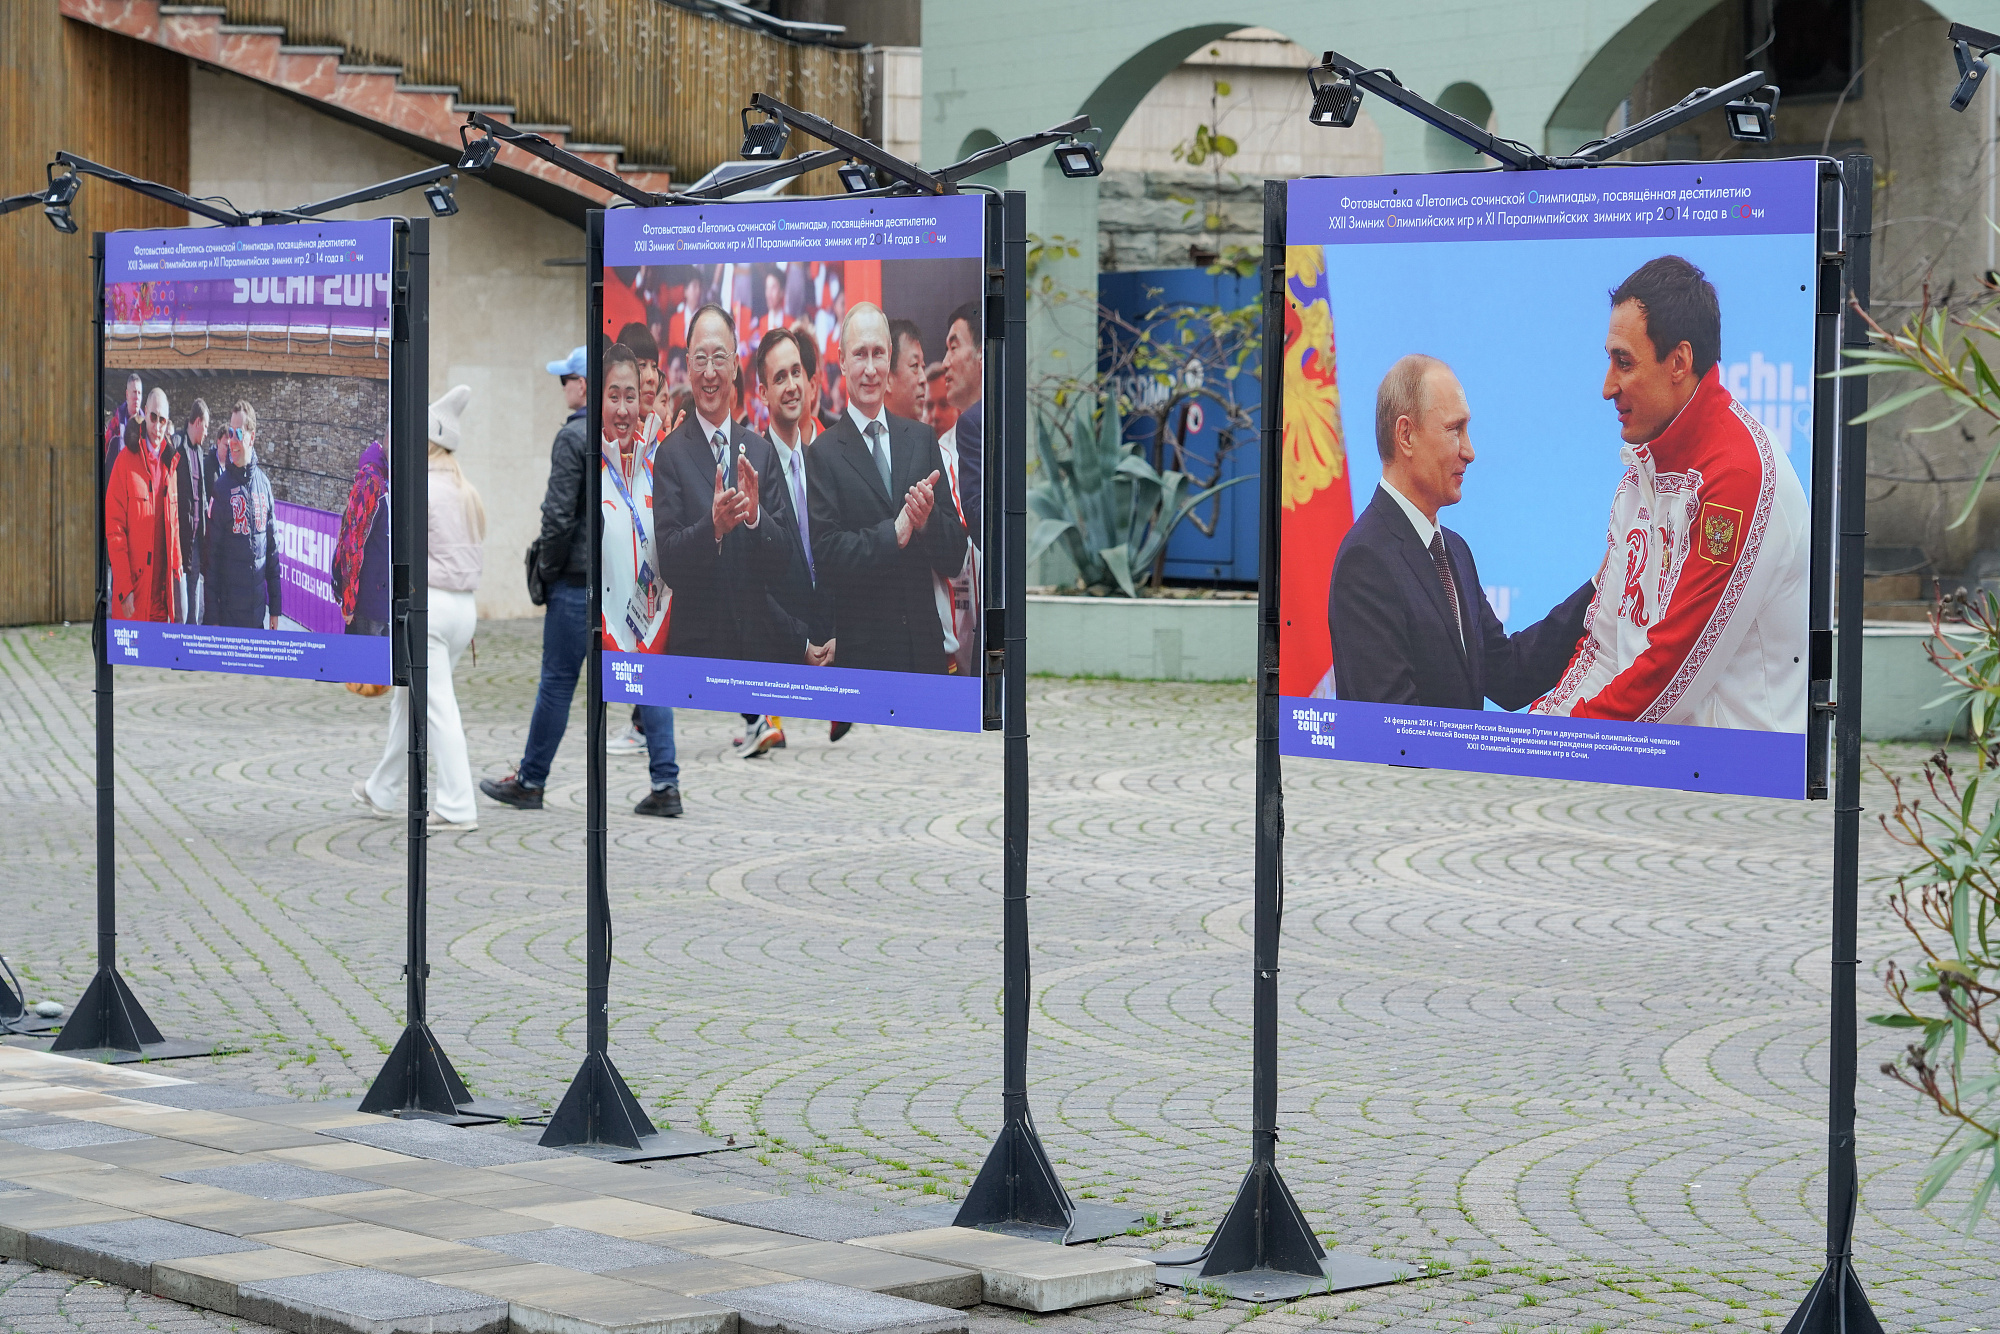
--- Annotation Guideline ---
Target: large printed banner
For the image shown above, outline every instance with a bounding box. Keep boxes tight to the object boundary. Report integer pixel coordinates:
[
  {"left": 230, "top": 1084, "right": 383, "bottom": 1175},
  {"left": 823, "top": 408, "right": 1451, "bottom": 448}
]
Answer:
[
  {"left": 101, "top": 222, "right": 395, "bottom": 684},
  {"left": 598, "top": 196, "right": 988, "bottom": 731},
  {"left": 1281, "top": 161, "right": 1821, "bottom": 798}
]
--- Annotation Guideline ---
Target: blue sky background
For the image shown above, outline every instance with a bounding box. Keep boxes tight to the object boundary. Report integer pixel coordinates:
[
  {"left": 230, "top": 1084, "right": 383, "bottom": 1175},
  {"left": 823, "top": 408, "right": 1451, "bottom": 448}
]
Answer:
[{"left": 1327, "top": 230, "right": 1818, "bottom": 632}]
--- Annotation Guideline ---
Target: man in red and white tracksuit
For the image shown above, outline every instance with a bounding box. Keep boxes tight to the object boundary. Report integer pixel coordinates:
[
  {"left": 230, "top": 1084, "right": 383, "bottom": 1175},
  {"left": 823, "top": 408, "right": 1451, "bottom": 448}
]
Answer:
[{"left": 1533, "top": 256, "right": 1807, "bottom": 731}]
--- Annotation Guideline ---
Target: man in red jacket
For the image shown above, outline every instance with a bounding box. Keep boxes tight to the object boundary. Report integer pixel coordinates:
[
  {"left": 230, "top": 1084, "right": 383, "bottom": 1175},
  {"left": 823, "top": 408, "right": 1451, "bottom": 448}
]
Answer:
[{"left": 105, "top": 387, "right": 179, "bottom": 622}]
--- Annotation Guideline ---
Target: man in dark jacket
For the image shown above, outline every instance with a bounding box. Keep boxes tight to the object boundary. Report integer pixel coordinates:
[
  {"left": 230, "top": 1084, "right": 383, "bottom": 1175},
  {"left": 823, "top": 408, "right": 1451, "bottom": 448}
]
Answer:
[
  {"left": 808, "top": 302, "right": 968, "bottom": 674},
  {"left": 202, "top": 401, "right": 283, "bottom": 630},
  {"left": 483, "top": 346, "right": 597, "bottom": 811},
  {"left": 651, "top": 304, "right": 799, "bottom": 665},
  {"left": 169, "top": 399, "right": 211, "bottom": 624},
  {"left": 1330, "top": 355, "right": 1592, "bottom": 710}
]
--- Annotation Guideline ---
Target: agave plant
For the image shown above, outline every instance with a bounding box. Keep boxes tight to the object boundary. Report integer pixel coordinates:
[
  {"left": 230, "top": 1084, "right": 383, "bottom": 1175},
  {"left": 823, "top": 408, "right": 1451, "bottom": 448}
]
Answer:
[{"left": 1027, "top": 392, "right": 1251, "bottom": 597}]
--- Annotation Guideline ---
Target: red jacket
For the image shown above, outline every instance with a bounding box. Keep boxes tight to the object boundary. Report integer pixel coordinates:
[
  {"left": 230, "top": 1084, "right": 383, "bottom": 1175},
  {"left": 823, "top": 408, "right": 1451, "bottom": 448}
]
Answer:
[{"left": 106, "top": 438, "right": 179, "bottom": 622}]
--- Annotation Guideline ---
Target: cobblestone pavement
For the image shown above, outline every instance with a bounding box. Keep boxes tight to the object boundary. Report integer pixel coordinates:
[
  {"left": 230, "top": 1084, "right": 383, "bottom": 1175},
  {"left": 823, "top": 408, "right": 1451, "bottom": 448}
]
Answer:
[{"left": 1, "top": 619, "right": 1993, "bottom": 1333}]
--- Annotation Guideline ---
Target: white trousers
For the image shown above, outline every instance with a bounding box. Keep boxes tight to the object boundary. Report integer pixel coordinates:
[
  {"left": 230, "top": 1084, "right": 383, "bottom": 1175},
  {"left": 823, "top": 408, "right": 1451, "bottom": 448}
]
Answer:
[{"left": 365, "top": 587, "right": 478, "bottom": 823}]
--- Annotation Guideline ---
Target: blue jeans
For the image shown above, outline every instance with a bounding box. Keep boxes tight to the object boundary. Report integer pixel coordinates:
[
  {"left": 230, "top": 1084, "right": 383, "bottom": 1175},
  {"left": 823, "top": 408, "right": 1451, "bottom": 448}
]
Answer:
[
  {"left": 518, "top": 583, "right": 589, "bottom": 789},
  {"left": 518, "top": 583, "right": 680, "bottom": 792},
  {"left": 637, "top": 705, "right": 679, "bottom": 791}
]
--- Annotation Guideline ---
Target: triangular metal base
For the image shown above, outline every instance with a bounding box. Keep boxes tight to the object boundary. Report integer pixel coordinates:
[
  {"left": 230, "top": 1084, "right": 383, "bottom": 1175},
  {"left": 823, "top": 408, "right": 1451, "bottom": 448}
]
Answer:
[
  {"left": 0, "top": 969, "right": 58, "bottom": 1035},
  {"left": 538, "top": 1051, "right": 656, "bottom": 1150},
  {"left": 49, "top": 966, "right": 166, "bottom": 1053},
  {"left": 358, "top": 1022, "right": 476, "bottom": 1118},
  {"left": 1782, "top": 1259, "right": 1884, "bottom": 1334},
  {"left": 954, "top": 1113, "right": 1074, "bottom": 1235},
  {"left": 1201, "top": 1161, "right": 1323, "bottom": 1280}
]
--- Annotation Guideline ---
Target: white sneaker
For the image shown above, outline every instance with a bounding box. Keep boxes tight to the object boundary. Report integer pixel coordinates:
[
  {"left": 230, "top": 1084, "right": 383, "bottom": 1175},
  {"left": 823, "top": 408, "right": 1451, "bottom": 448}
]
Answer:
[
  {"left": 428, "top": 812, "right": 479, "bottom": 832},
  {"left": 351, "top": 780, "right": 397, "bottom": 818},
  {"left": 606, "top": 724, "right": 646, "bottom": 755},
  {"left": 739, "top": 716, "right": 785, "bottom": 759}
]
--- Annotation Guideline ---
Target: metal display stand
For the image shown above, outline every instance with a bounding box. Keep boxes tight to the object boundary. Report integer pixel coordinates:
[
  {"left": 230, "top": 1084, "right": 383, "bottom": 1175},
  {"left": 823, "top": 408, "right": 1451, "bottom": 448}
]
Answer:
[
  {"left": 49, "top": 233, "right": 215, "bottom": 1064},
  {"left": 1783, "top": 152, "right": 1883, "bottom": 1334},
  {"left": 538, "top": 209, "right": 722, "bottom": 1161},
  {"left": 356, "top": 219, "right": 529, "bottom": 1125},
  {"left": 1151, "top": 90, "right": 1881, "bottom": 1304},
  {"left": 951, "top": 191, "right": 1141, "bottom": 1245},
  {"left": 480, "top": 111, "right": 1135, "bottom": 1216}
]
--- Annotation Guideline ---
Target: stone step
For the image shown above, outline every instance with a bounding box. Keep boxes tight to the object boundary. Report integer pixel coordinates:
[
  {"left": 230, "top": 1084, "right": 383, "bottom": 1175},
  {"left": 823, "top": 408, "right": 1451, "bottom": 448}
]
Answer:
[
  {"left": 855, "top": 1227, "right": 1155, "bottom": 1312},
  {"left": 238, "top": 1267, "right": 509, "bottom": 1334},
  {"left": 427, "top": 1261, "right": 733, "bottom": 1333},
  {"left": 710, "top": 1278, "right": 967, "bottom": 1334},
  {"left": 26, "top": 1217, "right": 263, "bottom": 1290}
]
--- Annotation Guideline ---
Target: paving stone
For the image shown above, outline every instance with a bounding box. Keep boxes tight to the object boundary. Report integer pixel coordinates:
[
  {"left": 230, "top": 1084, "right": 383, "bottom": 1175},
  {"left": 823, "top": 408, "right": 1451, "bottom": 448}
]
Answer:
[
  {"left": 0, "top": 1190, "right": 139, "bottom": 1259},
  {"left": 460, "top": 1225, "right": 695, "bottom": 1272},
  {"left": 27, "top": 1217, "right": 265, "bottom": 1290},
  {"left": 305, "top": 1188, "right": 556, "bottom": 1241},
  {"left": 118, "top": 1084, "right": 291, "bottom": 1111},
  {"left": 694, "top": 1196, "right": 921, "bottom": 1243},
  {"left": 856, "top": 1228, "right": 1155, "bottom": 1312},
  {"left": 246, "top": 1223, "right": 526, "bottom": 1278},
  {"left": 167, "top": 1161, "right": 383, "bottom": 1200},
  {"left": 0, "top": 1122, "right": 154, "bottom": 1150},
  {"left": 154, "top": 1198, "right": 351, "bottom": 1238},
  {"left": 337, "top": 1160, "right": 517, "bottom": 1198},
  {"left": 319, "top": 1120, "right": 570, "bottom": 1168},
  {"left": 7, "top": 625, "right": 2000, "bottom": 1329},
  {"left": 238, "top": 1267, "right": 508, "bottom": 1334},
  {"left": 615, "top": 1256, "right": 797, "bottom": 1295},
  {"left": 501, "top": 1196, "right": 707, "bottom": 1240},
  {"left": 152, "top": 1247, "right": 354, "bottom": 1317},
  {"left": 427, "top": 1264, "right": 733, "bottom": 1334},
  {"left": 660, "top": 1221, "right": 815, "bottom": 1259},
  {"left": 749, "top": 1241, "right": 981, "bottom": 1308},
  {"left": 64, "top": 1138, "right": 242, "bottom": 1173},
  {"left": 709, "top": 1278, "right": 967, "bottom": 1334}
]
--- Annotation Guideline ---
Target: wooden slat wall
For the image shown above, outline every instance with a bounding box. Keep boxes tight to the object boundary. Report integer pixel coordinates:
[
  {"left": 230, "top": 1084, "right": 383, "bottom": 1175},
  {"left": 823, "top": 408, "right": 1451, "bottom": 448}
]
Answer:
[
  {"left": 0, "top": 6, "right": 188, "bottom": 627},
  {"left": 220, "top": 0, "right": 868, "bottom": 182}
]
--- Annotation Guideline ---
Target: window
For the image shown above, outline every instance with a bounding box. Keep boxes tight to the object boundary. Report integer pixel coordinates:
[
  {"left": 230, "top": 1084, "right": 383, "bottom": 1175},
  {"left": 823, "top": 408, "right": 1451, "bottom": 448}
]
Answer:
[{"left": 1745, "top": 0, "right": 1860, "bottom": 99}]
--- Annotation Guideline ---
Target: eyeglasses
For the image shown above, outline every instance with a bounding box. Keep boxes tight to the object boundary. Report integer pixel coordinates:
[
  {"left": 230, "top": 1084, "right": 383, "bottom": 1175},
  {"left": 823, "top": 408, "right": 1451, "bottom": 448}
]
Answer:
[{"left": 688, "top": 352, "right": 735, "bottom": 371}]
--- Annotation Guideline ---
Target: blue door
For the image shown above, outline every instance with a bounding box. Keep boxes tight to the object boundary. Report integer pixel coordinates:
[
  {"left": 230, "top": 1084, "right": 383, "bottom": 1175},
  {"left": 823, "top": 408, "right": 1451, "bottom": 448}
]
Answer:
[{"left": 1097, "top": 268, "right": 1261, "bottom": 585}]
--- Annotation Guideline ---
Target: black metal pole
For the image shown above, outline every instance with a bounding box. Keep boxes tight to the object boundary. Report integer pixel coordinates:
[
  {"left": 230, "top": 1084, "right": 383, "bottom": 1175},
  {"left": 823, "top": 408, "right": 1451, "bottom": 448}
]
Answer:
[
  {"left": 1169, "top": 182, "right": 1401, "bottom": 1302},
  {"left": 360, "top": 217, "right": 477, "bottom": 1118},
  {"left": 53, "top": 233, "right": 174, "bottom": 1059},
  {"left": 955, "top": 190, "right": 1093, "bottom": 1238},
  {"left": 541, "top": 209, "right": 657, "bottom": 1153},
  {"left": 1783, "top": 153, "right": 1883, "bottom": 1334}
]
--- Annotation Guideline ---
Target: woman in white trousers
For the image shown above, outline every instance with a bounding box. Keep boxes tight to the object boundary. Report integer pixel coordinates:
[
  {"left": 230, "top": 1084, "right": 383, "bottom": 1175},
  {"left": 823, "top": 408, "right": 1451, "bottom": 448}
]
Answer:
[{"left": 354, "top": 384, "right": 485, "bottom": 829}]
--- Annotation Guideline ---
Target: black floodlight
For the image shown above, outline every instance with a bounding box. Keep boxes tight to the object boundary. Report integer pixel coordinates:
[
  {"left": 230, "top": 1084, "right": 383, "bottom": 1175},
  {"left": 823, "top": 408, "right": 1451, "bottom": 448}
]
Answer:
[
  {"left": 456, "top": 127, "right": 500, "bottom": 173},
  {"left": 43, "top": 167, "right": 78, "bottom": 234},
  {"left": 1053, "top": 137, "right": 1102, "bottom": 178},
  {"left": 836, "top": 159, "right": 875, "bottom": 192},
  {"left": 1723, "top": 84, "right": 1779, "bottom": 142},
  {"left": 422, "top": 176, "right": 458, "bottom": 217},
  {"left": 1950, "top": 24, "right": 2000, "bottom": 111},
  {"left": 1307, "top": 60, "right": 1364, "bottom": 128},
  {"left": 740, "top": 107, "right": 791, "bottom": 160}
]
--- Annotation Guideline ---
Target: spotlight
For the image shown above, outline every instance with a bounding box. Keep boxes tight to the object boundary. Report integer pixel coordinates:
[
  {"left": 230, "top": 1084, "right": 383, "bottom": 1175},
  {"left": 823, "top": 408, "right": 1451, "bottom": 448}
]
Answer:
[
  {"left": 1954, "top": 39, "right": 1991, "bottom": 112},
  {"left": 836, "top": 160, "right": 875, "bottom": 193},
  {"left": 1723, "top": 83, "right": 1778, "bottom": 143},
  {"left": 1052, "top": 138, "right": 1102, "bottom": 178},
  {"left": 43, "top": 168, "right": 78, "bottom": 234},
  {"left": 456, "top": 132, "right": 499, "bottom": 173},
  {"left": 1307, "top": 60, "right": 1363, "bottom": 129},
  {"left": 740, "top": 108, "right": 791, "bottom": 160},
  {"left": 422, "top": 177, "right": 458, "bottom": 217}
]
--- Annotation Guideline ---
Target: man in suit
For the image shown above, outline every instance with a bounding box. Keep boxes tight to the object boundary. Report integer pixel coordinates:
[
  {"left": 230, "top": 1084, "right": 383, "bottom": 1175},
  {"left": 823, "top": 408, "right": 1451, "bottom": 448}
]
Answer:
[
  {"left": 651, "top": 303, "right": 801, "bottom": 671},
  {"left": 1330, "top": 354, "right": 1594, "bottom": 711},
  {"left": 808, "top": 302, "right": 969, "bottom": 675},
  {"left": 756, "top": 327, "right": 833, "bottom": 666}
]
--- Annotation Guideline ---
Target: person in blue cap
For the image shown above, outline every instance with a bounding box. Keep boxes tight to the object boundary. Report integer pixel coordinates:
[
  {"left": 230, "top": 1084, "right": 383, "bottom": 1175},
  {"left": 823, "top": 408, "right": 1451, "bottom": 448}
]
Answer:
[{"left": 480, "top": 345, "right": 683, "bottom": 818}]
